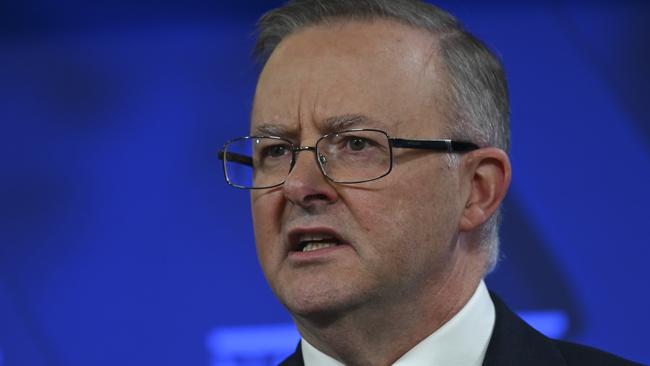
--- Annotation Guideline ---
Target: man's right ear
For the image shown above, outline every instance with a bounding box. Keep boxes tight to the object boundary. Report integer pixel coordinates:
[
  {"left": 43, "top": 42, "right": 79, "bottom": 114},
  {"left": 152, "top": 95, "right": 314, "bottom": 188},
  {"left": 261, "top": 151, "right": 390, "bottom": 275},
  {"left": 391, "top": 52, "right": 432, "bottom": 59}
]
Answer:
[{"left": 458, "top": 147, "right": 511, "bottom": 232}]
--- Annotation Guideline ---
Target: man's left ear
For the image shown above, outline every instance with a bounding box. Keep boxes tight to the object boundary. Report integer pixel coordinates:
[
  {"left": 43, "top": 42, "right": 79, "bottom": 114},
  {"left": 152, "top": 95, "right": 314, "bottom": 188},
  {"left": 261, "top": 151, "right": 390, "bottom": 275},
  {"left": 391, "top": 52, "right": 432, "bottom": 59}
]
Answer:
[{"left": 459, "top": 147, "right": 512, "bottom": 232}]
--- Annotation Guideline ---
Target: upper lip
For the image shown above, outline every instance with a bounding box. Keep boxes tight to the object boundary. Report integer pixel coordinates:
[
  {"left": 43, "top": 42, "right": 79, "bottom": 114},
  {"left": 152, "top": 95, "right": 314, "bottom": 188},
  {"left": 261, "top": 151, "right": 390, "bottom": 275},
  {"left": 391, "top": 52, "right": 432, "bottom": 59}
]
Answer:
[{"left": 286, "top": 227, "right": 346, "bottom": 252}]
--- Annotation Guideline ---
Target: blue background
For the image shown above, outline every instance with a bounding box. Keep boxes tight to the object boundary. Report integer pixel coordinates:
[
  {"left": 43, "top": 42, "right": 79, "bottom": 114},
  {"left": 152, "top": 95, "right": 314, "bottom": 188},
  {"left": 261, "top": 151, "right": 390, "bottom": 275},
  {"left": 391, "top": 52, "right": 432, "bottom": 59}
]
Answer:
[{"left": 1, "top": 1, "right": 649, "bottom": 365}]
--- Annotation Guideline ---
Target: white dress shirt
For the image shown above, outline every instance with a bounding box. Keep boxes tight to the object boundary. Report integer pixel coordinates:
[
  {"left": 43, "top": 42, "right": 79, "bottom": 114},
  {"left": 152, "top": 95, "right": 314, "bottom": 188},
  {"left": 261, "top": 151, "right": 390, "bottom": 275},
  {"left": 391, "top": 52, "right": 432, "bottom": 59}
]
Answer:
[{"left": 301, "top": 280, "right": 495, "bottom": 366}]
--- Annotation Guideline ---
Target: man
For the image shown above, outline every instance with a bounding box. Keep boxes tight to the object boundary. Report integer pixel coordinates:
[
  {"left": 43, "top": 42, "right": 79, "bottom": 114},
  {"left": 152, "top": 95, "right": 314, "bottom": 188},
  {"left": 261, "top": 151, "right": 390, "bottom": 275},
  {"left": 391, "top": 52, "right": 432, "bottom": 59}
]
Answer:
[{"left": 219, "top": 0, "right": 641, "bottom": 365}]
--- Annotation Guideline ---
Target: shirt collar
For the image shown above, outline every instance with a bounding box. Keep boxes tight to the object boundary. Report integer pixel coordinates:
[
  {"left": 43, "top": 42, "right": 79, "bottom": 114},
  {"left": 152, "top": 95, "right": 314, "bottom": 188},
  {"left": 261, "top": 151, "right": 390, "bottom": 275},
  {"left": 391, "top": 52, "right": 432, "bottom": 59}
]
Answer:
[{"left": 301, "top": 280, "right": 495, "bottom": 366}]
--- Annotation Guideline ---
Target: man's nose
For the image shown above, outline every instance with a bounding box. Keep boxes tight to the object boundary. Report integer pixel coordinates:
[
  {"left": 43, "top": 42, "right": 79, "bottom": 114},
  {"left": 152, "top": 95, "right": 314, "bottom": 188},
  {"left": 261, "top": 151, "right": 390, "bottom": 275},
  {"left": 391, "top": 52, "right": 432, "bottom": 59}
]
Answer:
[{"left": 282, "top": 149, "right": 338, "bottom": 208}]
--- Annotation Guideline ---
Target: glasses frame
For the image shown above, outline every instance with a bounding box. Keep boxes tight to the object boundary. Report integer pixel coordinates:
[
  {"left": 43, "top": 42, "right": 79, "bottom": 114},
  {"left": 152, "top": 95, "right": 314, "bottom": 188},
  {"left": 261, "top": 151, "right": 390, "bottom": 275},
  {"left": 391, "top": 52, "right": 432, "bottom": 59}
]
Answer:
[{"left": 218, "top": 128, "right": 480, "bottom": 189}]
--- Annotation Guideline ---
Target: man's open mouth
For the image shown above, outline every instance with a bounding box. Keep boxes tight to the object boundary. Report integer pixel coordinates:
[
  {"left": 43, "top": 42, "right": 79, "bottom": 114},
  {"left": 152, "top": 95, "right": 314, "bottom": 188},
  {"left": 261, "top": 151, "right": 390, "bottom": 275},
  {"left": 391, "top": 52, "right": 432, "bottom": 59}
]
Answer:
[{"left": 288, "top": 230, "right": 345, "bottom": 253}]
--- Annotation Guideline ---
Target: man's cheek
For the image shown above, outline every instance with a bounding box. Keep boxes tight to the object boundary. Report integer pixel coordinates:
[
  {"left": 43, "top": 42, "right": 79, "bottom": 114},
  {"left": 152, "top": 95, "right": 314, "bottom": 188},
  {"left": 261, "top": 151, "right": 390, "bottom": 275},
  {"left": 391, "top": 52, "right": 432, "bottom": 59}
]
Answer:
[{"left": 252, "top": 196, "right": 280, "bottom": 229}]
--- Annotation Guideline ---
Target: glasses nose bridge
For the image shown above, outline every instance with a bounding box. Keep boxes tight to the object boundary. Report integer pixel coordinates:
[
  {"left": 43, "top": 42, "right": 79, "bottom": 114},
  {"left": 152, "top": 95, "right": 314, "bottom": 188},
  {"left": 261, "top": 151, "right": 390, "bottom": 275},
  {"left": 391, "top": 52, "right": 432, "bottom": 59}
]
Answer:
[
  {"left": 289, "top": 144, "right": 327, "bottom": 175},
  {"left": 294, "top": 145, "right": 317, "bottom": 154}
]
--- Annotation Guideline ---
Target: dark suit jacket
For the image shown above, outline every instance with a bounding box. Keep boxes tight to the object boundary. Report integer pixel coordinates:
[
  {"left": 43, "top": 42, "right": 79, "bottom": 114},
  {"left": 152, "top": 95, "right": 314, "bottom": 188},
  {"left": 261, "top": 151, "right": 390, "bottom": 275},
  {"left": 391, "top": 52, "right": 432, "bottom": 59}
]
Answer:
[{"left": 278, "top": 293, "right": 643, "bottom": 366}]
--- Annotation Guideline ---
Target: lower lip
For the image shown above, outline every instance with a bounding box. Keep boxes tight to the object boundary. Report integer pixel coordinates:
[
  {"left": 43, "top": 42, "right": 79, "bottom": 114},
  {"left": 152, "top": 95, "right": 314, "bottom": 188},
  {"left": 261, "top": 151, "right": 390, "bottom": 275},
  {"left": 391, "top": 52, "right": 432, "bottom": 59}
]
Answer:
[{"left": 288, "top": 243, "right": 351, "bottom": 262}]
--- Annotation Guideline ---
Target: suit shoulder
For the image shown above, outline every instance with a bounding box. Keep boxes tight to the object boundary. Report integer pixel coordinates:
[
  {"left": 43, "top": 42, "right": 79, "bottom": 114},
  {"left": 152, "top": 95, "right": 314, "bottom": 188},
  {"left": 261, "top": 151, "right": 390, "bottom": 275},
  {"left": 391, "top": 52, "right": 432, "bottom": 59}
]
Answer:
[
  {"left": 486, "top": 291, "right": 645, "bottom": 366},
  {"left": 278, "top": 343, "right": 304, "bottom": 366},
  {"left": 554, "top": 340, "right": 644, "bottom": 366}
]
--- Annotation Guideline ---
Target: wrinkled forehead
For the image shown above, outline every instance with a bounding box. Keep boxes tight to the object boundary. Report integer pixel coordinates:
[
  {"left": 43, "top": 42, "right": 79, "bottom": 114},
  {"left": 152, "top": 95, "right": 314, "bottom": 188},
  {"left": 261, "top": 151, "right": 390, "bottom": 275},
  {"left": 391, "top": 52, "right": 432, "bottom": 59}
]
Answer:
[{"left": 251, "top": 20, "right": 450, "bottom": 139}]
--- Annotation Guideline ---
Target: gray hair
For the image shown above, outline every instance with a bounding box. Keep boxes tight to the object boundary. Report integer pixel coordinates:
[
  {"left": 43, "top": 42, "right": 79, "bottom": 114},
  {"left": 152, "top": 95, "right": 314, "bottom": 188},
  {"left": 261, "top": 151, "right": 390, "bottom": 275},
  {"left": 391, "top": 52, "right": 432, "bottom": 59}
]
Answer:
[{"left": 253, "top": 0, "right": 510, "bottom": 273}]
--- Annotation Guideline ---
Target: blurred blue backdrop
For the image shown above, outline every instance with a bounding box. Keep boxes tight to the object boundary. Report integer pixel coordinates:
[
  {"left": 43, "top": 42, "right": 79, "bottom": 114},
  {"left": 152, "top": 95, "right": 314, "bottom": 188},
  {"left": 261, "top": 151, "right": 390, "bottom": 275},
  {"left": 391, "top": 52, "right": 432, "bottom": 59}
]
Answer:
[{"left": 1, "top": 1, "right": 649, "bottom": 365}]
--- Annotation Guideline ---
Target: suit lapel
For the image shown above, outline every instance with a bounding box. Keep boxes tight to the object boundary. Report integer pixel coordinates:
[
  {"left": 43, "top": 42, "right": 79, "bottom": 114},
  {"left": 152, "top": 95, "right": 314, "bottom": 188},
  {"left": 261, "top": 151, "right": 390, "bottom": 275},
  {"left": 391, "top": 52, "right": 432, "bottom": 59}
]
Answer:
[
  {"left": 278, "top": 343, "right": 305, "bottom": 366},
  {"left": 482, "top": 292, "right": 568, "bottom": 366}
]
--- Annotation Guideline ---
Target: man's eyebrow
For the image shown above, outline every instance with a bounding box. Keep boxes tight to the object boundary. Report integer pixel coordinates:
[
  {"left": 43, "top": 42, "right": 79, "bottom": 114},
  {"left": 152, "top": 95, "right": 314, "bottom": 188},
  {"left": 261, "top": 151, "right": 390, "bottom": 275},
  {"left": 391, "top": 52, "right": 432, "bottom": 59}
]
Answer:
[
  {"left": 251, "top": 114, "right": 388, "bottom": 137},
  {"left": 251, "top": 123, "right": 294, "bottom": 137},
  {"left": 322, "top": 114, "right": 388, "bottom": 133}
]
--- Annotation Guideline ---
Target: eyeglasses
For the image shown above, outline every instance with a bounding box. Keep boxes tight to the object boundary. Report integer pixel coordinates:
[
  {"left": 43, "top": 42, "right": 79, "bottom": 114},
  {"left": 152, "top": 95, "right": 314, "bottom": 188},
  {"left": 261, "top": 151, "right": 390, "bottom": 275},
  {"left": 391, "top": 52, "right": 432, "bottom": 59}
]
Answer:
[{"left": 218, "top": 128, "right": 479, "bottom": 189}]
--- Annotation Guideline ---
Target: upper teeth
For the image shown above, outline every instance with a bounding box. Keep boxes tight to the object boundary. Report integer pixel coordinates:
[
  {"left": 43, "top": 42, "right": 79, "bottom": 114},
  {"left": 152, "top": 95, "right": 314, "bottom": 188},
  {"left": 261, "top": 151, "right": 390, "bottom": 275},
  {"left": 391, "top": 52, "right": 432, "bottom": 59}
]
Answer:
[
  {"left": 303, "top": 242, "right": 338, "bottom": 252},
  {"left": 300, "top": 233, "right": 336, "bottom": 242},
  {"left": 298, "top": 233, "right": 339, "bottom": 252}
]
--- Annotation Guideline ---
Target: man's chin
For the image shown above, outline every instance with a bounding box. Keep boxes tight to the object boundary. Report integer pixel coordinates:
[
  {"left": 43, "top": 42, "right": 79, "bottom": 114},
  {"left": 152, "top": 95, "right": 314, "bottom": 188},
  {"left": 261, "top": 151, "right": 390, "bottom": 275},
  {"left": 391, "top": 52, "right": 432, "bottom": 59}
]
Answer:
[{"left": 280, "top": 288, "right": 359, "bottom": 323}]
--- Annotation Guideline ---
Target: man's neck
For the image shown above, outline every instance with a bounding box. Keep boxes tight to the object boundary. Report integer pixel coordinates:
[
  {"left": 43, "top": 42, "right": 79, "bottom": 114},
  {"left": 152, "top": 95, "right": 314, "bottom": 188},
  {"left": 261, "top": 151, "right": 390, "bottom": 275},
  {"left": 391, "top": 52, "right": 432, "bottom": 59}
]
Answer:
[{"left": 293, "top": 267, "right": 484, "bottom": 366}]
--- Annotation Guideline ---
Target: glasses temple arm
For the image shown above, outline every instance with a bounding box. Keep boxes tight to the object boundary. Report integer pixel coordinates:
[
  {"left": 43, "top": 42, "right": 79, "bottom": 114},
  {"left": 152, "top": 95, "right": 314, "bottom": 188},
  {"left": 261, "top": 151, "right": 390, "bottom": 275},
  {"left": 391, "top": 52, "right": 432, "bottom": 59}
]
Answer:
[
  {"left": 389, "top": 138, "right": 479, "bottom": 152},
  {"left": 218, "top": 150, "right": 253, "bottom": 167}
]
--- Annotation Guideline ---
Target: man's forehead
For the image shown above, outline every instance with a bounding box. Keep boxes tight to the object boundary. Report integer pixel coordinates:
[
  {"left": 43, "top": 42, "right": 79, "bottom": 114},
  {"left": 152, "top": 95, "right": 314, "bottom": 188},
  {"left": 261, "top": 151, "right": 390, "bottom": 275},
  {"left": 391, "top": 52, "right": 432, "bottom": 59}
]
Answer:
[{"left": 251, "top": 19, "right": 449, "bottom": 139}]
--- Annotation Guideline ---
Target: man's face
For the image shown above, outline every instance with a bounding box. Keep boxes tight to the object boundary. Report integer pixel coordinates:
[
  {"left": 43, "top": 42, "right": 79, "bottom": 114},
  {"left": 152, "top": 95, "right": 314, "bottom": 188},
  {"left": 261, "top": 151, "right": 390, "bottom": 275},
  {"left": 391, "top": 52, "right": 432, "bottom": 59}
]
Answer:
[{"left": 250, "top": 20, "right": 467, "bottom": 318}]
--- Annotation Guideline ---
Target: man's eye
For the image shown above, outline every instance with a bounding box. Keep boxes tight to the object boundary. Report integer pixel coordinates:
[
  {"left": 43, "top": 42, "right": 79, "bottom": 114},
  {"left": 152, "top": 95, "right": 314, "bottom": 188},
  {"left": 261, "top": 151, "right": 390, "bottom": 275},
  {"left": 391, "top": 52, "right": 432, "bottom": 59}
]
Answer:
[
  {"left": 263, "top": 144, "right": 289, "bottom": 158},
  {"left": 346, "top": 137, "right": 368, "bottom": 151}
]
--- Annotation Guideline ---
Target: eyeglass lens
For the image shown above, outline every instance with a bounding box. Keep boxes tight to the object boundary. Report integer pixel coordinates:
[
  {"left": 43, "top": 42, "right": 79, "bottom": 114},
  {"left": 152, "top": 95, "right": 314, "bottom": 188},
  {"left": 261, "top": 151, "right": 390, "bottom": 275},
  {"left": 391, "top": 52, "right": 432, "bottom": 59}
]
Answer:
[{"left": 223, "top": 130, "right": 391, "bottom": 188}]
